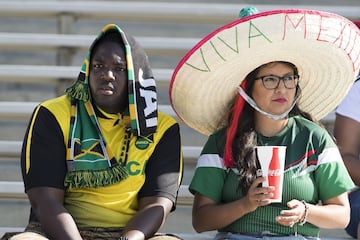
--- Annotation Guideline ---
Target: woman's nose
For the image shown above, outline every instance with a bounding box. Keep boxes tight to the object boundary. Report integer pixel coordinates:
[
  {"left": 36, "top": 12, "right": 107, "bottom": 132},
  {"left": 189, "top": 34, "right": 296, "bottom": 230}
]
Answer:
[{"left": 275, "top": 79, "right": 287, "bottom": 91}]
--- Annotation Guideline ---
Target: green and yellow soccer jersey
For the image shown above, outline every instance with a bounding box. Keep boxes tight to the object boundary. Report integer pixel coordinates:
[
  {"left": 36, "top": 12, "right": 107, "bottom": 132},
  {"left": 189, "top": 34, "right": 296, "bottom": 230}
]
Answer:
[
  {"left": 189, "top": 116, "right": 354, "bottom": 237},
  {"left": 21, "top": 95, "right": 183, "bottom": 227}
]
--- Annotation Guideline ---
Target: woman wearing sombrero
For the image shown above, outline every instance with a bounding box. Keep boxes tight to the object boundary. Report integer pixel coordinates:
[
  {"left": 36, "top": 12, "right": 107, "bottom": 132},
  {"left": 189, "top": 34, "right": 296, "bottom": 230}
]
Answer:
[{"left": 170, "top": 7, "right": 360, "bottom": 239}]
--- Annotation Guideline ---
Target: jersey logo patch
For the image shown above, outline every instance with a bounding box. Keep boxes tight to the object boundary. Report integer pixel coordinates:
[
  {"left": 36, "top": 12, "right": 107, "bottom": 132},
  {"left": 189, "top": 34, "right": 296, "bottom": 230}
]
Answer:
[{"left": 135, "top": 134, "right": 153, "bottom": 150}]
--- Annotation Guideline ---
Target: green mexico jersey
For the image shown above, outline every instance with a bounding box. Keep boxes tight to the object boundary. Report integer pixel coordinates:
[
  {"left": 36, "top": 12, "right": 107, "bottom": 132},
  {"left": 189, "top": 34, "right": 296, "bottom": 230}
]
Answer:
[{"left": 189, "top": 116, "right": 354, "bottom": 237}]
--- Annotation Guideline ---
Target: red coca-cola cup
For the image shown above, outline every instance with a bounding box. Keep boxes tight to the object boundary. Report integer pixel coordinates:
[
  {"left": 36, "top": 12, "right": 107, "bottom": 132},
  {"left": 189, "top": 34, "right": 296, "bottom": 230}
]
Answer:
[{"left": 255, "top": 146, "right": 286, "bottom": 203}]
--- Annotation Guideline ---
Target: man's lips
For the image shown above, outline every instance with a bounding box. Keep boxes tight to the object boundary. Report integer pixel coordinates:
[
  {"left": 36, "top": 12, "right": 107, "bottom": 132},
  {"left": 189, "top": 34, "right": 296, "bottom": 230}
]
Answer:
[
  {"left": 98, "top": 86, "right": 115, "bottom": 96},
  {"left": 98, "top": 83, "right": 115, "bottom": 95},
  {"left": 99, "top": 89, "right": 113, "bottom": 95}
]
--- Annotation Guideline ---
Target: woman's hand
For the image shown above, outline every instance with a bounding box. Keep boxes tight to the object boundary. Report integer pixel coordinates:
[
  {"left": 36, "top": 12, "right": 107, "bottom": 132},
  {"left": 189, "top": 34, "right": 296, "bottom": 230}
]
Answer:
[
  {"left": 276, "top": 199, "right": 306, "bottom": 227},
  {"left": 244, "top": 176, "right": 274, "bottom": 212}
]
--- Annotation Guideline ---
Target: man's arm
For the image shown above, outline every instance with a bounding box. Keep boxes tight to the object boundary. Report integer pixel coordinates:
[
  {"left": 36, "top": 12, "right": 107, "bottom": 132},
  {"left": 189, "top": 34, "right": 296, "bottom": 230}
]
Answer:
[
  {"left": 27, "top": 187, "right": 82, "bottom": 240},
  {"left": 21, "top": 105, "right": 81, "bottom": 239},
  {"left": 121, "top": 196, "right": 173, "bottom": 240},
  {"left": 121, "top": 122, "right": 183, "bottom": 240},
  {"left": 334, "top": 114, "right": 360, "bottom": 185}
]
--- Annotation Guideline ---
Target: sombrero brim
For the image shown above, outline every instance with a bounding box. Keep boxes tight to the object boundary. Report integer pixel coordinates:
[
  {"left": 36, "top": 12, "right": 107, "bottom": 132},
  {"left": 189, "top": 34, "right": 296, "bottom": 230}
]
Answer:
[
  {"left": 354, "top": 20, "right": 360, "bottom": 29},
  {"left": 170, "top": 9, "right": 360, "bottom": 135}
]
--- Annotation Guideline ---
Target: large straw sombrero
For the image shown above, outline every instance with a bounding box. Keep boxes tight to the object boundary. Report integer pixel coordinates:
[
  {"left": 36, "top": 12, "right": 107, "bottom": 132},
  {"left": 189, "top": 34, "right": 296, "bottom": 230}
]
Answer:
[{"left": 170, "top": 9, "right": 360, "bottom": 136}]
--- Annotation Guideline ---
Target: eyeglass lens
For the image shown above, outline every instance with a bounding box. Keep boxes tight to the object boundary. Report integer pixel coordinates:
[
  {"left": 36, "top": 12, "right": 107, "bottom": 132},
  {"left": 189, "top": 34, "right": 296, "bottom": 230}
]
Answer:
[{"left": 261, "top": 75, "right": 298, "bottom": 89}]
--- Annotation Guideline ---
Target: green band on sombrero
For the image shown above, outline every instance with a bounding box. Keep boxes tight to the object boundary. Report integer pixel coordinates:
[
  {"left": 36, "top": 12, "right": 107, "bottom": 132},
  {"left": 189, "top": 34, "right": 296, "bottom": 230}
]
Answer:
[{"left": 64, "top": 24, "right": 158, "bottom": 189}]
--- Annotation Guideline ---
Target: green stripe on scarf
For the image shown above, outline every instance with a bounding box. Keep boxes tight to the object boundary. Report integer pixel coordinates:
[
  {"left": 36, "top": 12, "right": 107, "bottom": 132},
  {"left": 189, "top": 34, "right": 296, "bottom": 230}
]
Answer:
[{"left": 64, "top": 99, "right": 129, "bottom": 189}]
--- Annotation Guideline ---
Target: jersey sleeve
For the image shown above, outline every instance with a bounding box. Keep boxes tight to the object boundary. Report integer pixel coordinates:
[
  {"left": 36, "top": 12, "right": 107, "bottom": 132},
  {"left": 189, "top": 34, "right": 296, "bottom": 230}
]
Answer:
[
  {"left": 189, "top": 131, "right": 227, "bottom": 203},
  {"left": 336, "top": 80, "right": 360, "bottom": 123},
  {"left": 314, "top": 130, "right": 355, "bottom": 200},
  {"left": 21, "top": 105, "right": 67, "bottom": 191},
  {"left": 138, "top": 123, "right": 183, "bottom": 209}
]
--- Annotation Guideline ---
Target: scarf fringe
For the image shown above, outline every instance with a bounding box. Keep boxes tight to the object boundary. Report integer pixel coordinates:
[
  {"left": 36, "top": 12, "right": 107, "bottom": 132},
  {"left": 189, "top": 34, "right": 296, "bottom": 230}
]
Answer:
[
  {"left": 64, "top": 164, "right": 129, "bottom": 189},
  {"left": 66, "top": 81, "right": 90, "bottom": 102}
]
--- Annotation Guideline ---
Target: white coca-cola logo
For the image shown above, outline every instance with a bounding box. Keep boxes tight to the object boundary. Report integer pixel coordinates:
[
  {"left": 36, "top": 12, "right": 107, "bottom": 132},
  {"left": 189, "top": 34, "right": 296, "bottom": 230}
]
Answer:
[{"left": 268, "top": 169, "right": 282, "bottom": 176}]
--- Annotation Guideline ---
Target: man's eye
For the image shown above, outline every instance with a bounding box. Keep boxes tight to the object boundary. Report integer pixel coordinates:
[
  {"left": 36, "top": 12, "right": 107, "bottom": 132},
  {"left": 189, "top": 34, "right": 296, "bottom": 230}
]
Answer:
[
  {"left": 93, "top": 64, "right": 103, "bottom": 69},
  {"left": 115, "top": 66, "right": 127, "bottom": 72}
]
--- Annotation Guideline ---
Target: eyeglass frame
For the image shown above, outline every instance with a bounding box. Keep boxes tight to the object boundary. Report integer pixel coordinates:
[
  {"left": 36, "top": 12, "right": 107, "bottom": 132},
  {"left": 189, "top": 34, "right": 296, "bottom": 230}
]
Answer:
[{"left": 254, "top": 74, "right": 300, "bottom": 90}]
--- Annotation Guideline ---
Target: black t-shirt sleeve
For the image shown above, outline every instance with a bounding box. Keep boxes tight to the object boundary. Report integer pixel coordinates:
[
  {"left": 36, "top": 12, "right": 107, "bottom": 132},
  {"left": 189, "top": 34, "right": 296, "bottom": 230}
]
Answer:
[
  {"left": 138, "top": 123, "right": 183, "bottom": 209},
  {"left": 21, "top": 105, "right": 67, "bottom": 191}
]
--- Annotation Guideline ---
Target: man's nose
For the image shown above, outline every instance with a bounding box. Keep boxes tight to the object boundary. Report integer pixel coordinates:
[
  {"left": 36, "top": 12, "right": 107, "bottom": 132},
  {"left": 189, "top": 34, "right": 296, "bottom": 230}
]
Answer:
[{"left": 104, "top": 69, "right": 115, "bottom": 80}]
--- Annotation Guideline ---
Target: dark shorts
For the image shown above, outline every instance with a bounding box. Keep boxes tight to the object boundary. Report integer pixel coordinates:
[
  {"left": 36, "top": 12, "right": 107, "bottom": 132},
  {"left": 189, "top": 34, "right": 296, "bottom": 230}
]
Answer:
[
  {"left": 1, "top": 222, "right": 184, "bottom": 240},
  {"left": 345, "top": 188, "right": 360, "bottom": 239},
  {"left": 214, "top": 232, "right": 320, "bottom": 240}
]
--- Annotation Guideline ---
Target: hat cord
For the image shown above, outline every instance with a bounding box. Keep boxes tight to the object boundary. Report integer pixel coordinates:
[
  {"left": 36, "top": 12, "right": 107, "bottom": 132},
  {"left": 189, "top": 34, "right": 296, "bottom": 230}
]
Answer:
[{"left": 237, "top": 86, "right": 298, "bottom": 120}]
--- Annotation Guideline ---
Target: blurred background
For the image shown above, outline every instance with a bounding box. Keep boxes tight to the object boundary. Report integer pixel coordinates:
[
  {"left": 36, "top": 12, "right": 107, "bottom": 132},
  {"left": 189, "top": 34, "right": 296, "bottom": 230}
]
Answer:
[{"left": 0, "top": 0, "right": 358, "bottom": 238}]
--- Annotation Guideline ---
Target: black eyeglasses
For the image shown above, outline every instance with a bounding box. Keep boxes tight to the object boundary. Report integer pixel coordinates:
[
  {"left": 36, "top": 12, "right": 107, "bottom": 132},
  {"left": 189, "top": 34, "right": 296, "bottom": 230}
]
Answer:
[{"left": 255, "top": 75, "right": 299, "bottom": 90}]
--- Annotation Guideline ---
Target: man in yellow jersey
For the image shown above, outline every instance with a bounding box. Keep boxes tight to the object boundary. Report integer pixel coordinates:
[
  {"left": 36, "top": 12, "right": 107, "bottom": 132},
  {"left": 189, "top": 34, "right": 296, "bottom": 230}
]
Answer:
[{"left": 2, "top": 24, "right": 183, "bottom": 240}]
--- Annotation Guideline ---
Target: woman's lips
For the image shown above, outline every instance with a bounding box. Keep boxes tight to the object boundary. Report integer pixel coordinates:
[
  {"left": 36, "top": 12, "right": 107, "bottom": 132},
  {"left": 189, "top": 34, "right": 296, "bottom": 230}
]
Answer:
[{"left": 274, "top": 98, "right": 286, "bottom": 103}]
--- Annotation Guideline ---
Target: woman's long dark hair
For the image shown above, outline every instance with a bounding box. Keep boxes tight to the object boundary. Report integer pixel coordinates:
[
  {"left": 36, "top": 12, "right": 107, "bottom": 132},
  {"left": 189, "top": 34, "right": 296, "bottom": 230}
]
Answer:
[{"left": 224, "top": 61, "right": 319, "bottom": 194}]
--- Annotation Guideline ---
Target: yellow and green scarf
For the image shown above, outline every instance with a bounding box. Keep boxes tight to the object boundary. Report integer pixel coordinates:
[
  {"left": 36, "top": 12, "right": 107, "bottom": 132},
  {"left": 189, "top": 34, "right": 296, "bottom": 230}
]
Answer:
[{"left": 64, "top": 24, "right": 158, "bottom": 189}]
